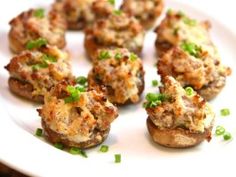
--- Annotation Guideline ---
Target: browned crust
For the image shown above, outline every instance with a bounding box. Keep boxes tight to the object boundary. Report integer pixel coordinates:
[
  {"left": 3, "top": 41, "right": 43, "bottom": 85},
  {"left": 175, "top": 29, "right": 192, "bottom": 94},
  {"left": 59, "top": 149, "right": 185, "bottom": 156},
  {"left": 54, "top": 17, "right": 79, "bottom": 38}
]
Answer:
[
  {"left": 8, "top": 29, "right": 26, "bottom": 54},
  {"left": 142, "top": 0, "right": 164, "bottom": 29},
  {"left": 121, "top": 0, "right": 164, "bottom": 30},
  {"left": 8, "top": 77, "right": 44, "bottom": 103},
  {"left": 41, "top": 119, "right": 110, "bottom": 149},
  {"left": 146, "top": 117, "right": 212, "bottom": 148},
  {"left": 84, "top": 29, "right": 143, "bottom": 61},
  {"left": 155, "top": 40, "right": 173, "bottom": 58},
  {"left": 8, "top": 9, "right": 66, "bottom": 54},
  {"left": 87, "top": 68, "right": 145, "bottom": 105},
  {"left": 84, "top": 31, "right": 103, "bottom": 61}
]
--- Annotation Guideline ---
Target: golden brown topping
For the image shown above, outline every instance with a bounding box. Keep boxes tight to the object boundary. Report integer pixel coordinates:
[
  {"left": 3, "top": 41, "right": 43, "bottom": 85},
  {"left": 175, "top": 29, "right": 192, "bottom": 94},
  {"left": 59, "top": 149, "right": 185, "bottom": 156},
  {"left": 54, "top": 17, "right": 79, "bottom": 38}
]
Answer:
[
  {"left": 121, "top": 0, "right": 164, "bottom": 29},
  {"left": 39, "top": 82, "right": 118, "bottom": 143},
  {"left": 5, "top": 45, "right": 73, "bottom": 97},
  {"left": 145, "top": 76, "right": 215, "bottom": 133},
  {"left": 9, "top": 8, "right": 66, "bottom": 53},
  {"left": 88, "top": 48, "right": 144, "bottom": 104}
]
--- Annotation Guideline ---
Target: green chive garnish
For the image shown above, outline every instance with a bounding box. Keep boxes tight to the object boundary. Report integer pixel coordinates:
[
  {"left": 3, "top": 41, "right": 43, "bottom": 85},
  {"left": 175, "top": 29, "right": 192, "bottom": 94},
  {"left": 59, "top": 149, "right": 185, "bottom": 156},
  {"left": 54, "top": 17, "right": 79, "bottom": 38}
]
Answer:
[
  {"left": 185, "top": 86, "right": 194, "bottom": 96},
  {"left": 108, "top": 0, "right": 115, "bottom": 5},
  {"left": 64, "top": 85, "right": 85, "bottom": 103},
  {"left": 35, "top": 128, "right": 43, "bottom": 137},
  {"left": 26, "top": 38, "right": 47, "bottom": 50},
  {"left": 143, "top": 93, "right": 169, "bottom": 108},
  {"left": 33, "top": 8, "right": 45, "bottom": 18},
  {"left": 114, "top": 154, "right": 121, "bottom": 163},
  {"left": 152, "top": 80, "right": 159, "bottom": 87},
  {"left": 130, "top": 53, "right": 138, "bottom": 61},
  {"left": 69, "top": 147, "right": 87, "bottom": 157},
  {"left": 215, "top": 126, "right": 225, "bottom": 136},
  {"left": 180, "top": 41, "right": 201, "bottom": 58},
  {"left": 98, "top": 50, "right": 111, "bottom": 60},
  {"left": 42, "top": 54, "right": 57, "bottom": 63},
  {"left": 54, "top": 143, "right": 64, "bottom": 150},
  {"left": 69, "top": 147, "right": 81, "bottom": 155},
  {"left": 76, "top": 76, "right": 87, "bottom": 85},
  {"left": 79, "top": 150, "right": 88, "bottom": 158},
  {"left": 99, "top": 145, "right": 109, "bottom": 153},
  {"left": 32, "top": 62, "right": 48, "bottom": 71},
  {"left": 115, "top": 52, "right": 122, "bottom": 60},
  {"left": 113, "top": 10, "right": 122, "bottom": 16},
  {"left": 223, "top": 132, "right": 232, "bottom": 141},
  {"left": 220, "top": 108, "right": 230, "bottom": 116}
]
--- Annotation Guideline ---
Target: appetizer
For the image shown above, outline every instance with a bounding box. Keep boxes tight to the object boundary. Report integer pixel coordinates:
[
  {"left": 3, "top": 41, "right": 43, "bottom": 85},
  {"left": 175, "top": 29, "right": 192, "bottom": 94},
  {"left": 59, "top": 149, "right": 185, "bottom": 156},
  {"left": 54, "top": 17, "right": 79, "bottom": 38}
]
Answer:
[
  {"left": 5, "top": 45, "right": 73, "bottom": 103},
  {"left": 52, "top": 0, "right": 114, "bottom": 30},
  {"left": 37, "top": 81, "right": 118, "bottom": 149},
  {"left": 155, "top": 10, "right": 212, "bottom": 57},
  {"left": 121, "top": 0, "right": 164, "bottom": 30},
  {"left": 8, "top": 8, "right": 66, "bottom": 54},
  {"left": 88, "top": 48, "right": 145, "bottom": 105},
  {"left": 158, "top": 43, "right": 231, "bottom": 101},
  {"left": 84, "top": 12, "right": 145, "bottom": 60},
  {"left": 144, "top": 76, "right": 215, "bottom": 148}
]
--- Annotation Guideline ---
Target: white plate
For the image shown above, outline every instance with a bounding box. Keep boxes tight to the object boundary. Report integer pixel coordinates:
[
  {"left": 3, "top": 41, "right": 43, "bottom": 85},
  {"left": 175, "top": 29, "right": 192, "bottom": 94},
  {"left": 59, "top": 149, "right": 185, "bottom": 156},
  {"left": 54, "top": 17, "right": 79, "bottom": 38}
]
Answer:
[{"left": 0, "top": 0, "right": 236, "bottom": 176}]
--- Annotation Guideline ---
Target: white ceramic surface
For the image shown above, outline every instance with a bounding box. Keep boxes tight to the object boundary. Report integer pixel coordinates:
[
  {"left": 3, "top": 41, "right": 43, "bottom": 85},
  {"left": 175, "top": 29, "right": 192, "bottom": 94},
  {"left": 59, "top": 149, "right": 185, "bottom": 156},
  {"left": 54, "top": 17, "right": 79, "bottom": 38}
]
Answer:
[{"left": 0, "top": 0, "right": 236, "bottom": 176}]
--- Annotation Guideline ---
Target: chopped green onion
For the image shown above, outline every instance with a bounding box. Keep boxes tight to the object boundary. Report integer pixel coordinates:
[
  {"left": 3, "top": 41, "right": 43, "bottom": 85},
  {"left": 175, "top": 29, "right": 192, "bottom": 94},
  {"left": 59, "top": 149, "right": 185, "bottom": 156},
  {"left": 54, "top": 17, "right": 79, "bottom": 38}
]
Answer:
[
  {"left": 76, "top": 76, "right": 87, "bottom": 85},
  {"left": 69, "top": 147, "right": 87, "bottom": 157},
  {"left": 223, "top": 132, "right": 232, "bottom": 141},
  {"left": 99, "top": 145, "right": 109, "bottom": 153},
  {"left": 54, "top": 143, "right": 64, "bottom": 150},
  {"left": 80, "top": 150, "right": 88, "bottom": 158},
  {"left": 130, "top": 53, "right": 138, "bottom": 61},
  {"left": 35, "top": 128, "right": 43, "bottom": 137},
  {"left": 32, "top": 62, "right": 48, "bottom": 71},
  {"left": 180, "top": 41, "right": 201, "bottom": 58},
  {"left": 69, "top": 147, "right": 81, "bottom": 155},
  {"left": 220, "top": 108, "right": 230, "bottom": 116},
  {"left": 215, "top": 126, "right": 225, "bottom": 136},
  {"left": 176, "top": 11, "right": 196, "bottom": 26},
  {"left": 115, "top": 52, "right": 122, "bottom": 60},
  {"left": 64, "top": 85, "right": 85, "bottom": 103},
  {"left": 183, "top": 17, "right": 197, "bottom": 26},
  {"left": 185, "top": 86, "right": 194, "bottom": 96},
  {"left": 33, "top": 8, "right": 45, "bottom": 18},
  {"left": 143, "top": 93, "right": 168, "bottom": 108},
  {"left": 98, "top": 50, "right": 111, "bottom": 60},
  {"left": 42, "top": 54, "right": 57, "bottom": 63},
  {"left": 114, "top": 154, "right": 121, "bottom": 163},
  {"left": 108, "top": 0, "right": 115, "bottom": 5},
  {"left": 113, "top": 10, "right": 122, "bottom": 16},
  {"left": 152, "top": 80, "right": 159, "bottom": 87},
  {"left": 26, "top": 38, "right": 47, "bottom": 50},
  {"left": 31, "top": 54, "right": 56, "bottom": 71}
]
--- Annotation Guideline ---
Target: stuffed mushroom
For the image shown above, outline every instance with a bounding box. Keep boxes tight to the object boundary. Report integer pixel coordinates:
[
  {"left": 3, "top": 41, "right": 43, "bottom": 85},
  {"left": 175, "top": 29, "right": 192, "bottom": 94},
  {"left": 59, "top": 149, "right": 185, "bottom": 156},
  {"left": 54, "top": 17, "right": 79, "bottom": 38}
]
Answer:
[
  {"left": 88, "top": 48, "right": 145, "bottom": 105},
  {"left": 144, "top": 76, "right": 215, "bottom": 148},
  {"left": 52, "top": 0, "right": 114, "bottom": 30},
  {"left": 121, "top": 0, "right": 164, "bottom": 30},
  {"left": 8, "top": 8, "right": 66, "bottom": 54},
  {"left": 155, "top": 10, "right": 212, "bottom": 57},
  {"left": 5, "top": 45, "right": 73, "bottom": 103},
  {"left": 37, "top": 81, "right": 118, "bottom": 149},
  {"left": 84, "top": 12, "right": 145, "bottom": 60},
  {"left": 158, "top": 42, "right": 231, "bottom": 101}
]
